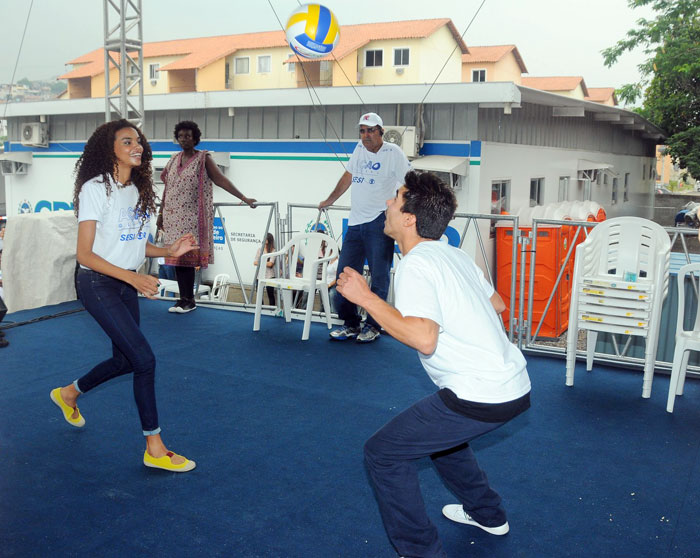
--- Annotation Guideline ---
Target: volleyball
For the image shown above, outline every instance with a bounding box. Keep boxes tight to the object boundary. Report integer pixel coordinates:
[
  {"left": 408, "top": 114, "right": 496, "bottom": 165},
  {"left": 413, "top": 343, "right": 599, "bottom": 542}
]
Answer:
[{"left": 285, "top": 4, "right": 340, "bottom": 59}]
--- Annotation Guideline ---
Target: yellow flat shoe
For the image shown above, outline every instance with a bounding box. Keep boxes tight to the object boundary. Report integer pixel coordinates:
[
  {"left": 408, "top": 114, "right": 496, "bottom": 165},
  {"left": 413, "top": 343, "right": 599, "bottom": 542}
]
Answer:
[
  {"left": 50, "top": 388, "right": 85, "bottom": 427},
  {"left": 143, "top": 450, "right": 196, "bottom": 472}
]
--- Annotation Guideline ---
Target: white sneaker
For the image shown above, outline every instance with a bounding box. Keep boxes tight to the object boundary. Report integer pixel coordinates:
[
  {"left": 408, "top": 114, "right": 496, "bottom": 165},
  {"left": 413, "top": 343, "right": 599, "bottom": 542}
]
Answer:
[
  {"left": 329, "top": 325, "right": 361, "bottom": 340},
  {"left": 442, "top": 504, "right": 509, "bottom": 535},
  {"left": 357, "top": 325, "right": 380, "bottom": 343}
]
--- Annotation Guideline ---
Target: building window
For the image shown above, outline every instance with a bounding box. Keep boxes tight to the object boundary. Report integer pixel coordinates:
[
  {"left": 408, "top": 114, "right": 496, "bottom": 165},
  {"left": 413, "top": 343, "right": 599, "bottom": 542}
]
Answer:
[
  {"left": 234, "top": 57, "right": 249, "bottom": 74},
  {"left": 603, "top": 173, "right": 608, "bottom": 185},
  {"left": 642, "top": 164, "right": 646, "bottom": 180},
  {"left": 612, "top": 177, "right": 619, "bottom": 205},
  {"left": 624, "top": 173, "right": 630, "bottom": 202},
  {"left": 287, "top": 55, "right": 296, "bottom": 72},
  {"left": 596, "top": 170, "right": 602, "bottom": 186},
  {"left": 558, "top": 177, "right": 569, "bottom": 201},
  {"left": 365, "top": 49, "right": 383, "bottom": 67},
  {"left": 491, "top": 180, "right": 510, "bottom": 214},
  {"left": 530, "top": 178, "right": 544, "bottom": 207},
  {"left": 472, "top": 69, "right": 486, "bottom": 82},
  {"left": 394, "top": 48, "right": 409, "bottom": 66},
  {"left": 225, "top": 63, "right": 230, "bottom": 84},
  {"left": 257, "top": 55, "right": 271, "bottom": 74},
  {"left": 149, "top": 63, "right": 160, "bottom": 80}
]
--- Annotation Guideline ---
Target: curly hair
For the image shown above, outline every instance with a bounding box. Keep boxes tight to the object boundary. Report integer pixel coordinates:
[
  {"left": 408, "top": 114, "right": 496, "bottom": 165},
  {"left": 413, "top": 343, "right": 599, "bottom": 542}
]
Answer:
[
  {"left": 173, "top": 120, "right": 201, "bottom": 146},
  {"left": 402, "top": 170, "right": 457, "bottom": 240},
  {"left": 73, "top": 119, "right": 156, "bottom": 229}
]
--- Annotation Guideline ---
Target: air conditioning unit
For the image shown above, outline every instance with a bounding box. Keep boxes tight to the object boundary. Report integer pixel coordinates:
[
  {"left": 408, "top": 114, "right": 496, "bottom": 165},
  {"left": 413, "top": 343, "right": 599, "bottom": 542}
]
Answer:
[
  {"left": 20, "top": 122, "right": 49, "bottom": 148},
  {"left": 150, "top": 79, "right": 158, "bottom": 86},
  {"left": 382, "top": 125, "right": 418, "bottom": 158},
  {"left": 1, "top": 160, "right": 28, "bottom": 176},
  {"left": 395, "top": 67, "right": 405, "bottom": 75}
]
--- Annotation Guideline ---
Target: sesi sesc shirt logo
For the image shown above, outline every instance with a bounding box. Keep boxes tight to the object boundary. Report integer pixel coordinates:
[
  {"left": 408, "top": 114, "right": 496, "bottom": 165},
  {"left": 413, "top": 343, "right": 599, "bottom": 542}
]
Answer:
[{"left": 118, "top": 206, "right": 150, "bottom": 241}]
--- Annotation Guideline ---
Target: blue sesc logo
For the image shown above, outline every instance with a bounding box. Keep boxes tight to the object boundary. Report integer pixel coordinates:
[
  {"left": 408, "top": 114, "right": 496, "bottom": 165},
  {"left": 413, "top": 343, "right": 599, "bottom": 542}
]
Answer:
[{"left": 18, "top": 200, "right": 33, "bottom": 214}]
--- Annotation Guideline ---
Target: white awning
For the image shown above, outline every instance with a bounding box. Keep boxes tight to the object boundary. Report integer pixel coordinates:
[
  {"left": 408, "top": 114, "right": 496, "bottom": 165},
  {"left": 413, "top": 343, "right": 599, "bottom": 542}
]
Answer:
[
  {"left": 411, "top": 155, "right": 469, "bottom": 176},
  {"left": 0, "top": 151, "right": 33, "bottom": 164},
  {"left": 577, "top": 159, "right": 613, "bottom": 171}
]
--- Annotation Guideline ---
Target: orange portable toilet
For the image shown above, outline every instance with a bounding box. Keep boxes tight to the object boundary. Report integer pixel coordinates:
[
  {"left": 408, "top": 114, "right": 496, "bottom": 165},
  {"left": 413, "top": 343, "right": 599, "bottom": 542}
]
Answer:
[{"left": 496, "top": 222, "right": 571, "bottom": 338}]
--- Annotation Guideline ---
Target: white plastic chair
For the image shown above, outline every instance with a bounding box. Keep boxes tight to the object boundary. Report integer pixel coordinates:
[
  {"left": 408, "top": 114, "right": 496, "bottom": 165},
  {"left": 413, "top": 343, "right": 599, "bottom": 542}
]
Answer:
[
  {"left": 210, "top": 273, "right": 230, "bottom": 302},
  {"left": 565, "top": 217, "right": 670, "bottom": 398},
  {"left": 157, "top": 279, "right": 211, "bottom": 299},
  {"left": 253, "top": 232, "right": 339, "bottom": 340},
  {"left": 667, "top": 262, "right": 700, "bottom": 412}
]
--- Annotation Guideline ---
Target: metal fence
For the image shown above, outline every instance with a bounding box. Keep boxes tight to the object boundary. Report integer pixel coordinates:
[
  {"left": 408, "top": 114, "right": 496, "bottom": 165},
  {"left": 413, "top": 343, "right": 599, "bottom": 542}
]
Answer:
[{"left": 151, "top": 205, "right": 700, "bottom": 377}]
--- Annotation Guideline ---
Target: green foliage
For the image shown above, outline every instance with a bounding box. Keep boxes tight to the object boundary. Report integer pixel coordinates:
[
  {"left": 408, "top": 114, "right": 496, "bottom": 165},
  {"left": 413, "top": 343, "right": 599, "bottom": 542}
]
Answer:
[
  {"left": 666, "top": 128, "right": 700, "bottom": 180},
  {"left": 604, "top": 0, "right": 700, "bottom": 181},
  {"left": 17, "top": 77, "right": 32, "bottom": 87},
  {"left": 49, "top": 80, "right": 67, "bottom": 95}
]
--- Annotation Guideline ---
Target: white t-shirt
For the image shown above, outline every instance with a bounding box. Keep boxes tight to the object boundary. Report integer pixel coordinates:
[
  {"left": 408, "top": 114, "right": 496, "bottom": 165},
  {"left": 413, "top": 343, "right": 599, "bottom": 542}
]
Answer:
[
  {"left": 394, "top": 240, "right": 531, "bottom": 404},
  {"left": 78, "top": 175, "right": 150, "bottom": 271},
  {"left": 326, "top": 258, "right": 338, "bottom": 286},
  {"left": 346, "top": 141, "right": 412, "bottom": 226}
]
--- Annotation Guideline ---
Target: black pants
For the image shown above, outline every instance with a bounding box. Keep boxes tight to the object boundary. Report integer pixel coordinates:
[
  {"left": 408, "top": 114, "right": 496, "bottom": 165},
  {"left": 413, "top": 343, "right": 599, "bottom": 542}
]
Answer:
[{"left": 175, "top": 266, "right": 196, "bottom": 301}]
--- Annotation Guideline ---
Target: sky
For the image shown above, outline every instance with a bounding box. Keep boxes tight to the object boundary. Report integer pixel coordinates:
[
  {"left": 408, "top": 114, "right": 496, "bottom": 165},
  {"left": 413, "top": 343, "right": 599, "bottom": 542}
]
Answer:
[{"left": 0, "top": 0, "right": 655, "bottom": 99}]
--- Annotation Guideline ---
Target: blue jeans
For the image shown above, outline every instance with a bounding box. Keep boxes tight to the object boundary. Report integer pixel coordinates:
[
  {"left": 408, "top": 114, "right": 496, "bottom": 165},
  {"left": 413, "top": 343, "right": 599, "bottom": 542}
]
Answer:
[
  {"left": 364, "top": 392, "right": 507, "bottom": 558},
  {"left": 75, "top": 269, "right": 160, "bottom": 436},
  {"left": 334, "top": 213, "right": 394, "bottom": 329}
]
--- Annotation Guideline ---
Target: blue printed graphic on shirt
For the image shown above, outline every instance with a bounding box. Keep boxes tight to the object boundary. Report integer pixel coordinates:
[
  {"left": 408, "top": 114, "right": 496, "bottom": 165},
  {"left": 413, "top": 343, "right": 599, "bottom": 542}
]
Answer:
[{"left": 118, "top": 206, "right": 150, "bottom": 242}]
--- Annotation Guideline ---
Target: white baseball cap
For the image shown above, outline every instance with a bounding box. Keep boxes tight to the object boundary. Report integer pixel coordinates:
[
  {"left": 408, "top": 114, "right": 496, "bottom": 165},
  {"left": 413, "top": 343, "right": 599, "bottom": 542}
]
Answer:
[{"left": 358, "top": 112, "right": 383, "bottom": 127}]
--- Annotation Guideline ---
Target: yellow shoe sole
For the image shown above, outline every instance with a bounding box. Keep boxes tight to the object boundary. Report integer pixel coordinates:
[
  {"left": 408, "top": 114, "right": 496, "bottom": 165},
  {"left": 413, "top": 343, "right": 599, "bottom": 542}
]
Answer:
[{"left": 50, "top": 388, "right": 85, "bottom": 428}]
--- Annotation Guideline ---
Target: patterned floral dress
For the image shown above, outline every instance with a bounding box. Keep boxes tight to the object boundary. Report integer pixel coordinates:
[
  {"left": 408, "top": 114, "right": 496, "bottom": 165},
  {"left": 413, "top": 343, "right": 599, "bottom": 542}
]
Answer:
[{"left": 160, "top": 150, "right": 214, "bottom": 268}]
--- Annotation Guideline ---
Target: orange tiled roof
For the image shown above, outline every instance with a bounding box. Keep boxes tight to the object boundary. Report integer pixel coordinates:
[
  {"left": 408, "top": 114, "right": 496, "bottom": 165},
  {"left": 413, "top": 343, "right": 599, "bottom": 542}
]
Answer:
[
  {"left": 319, "top": 18, "right": 468, "bottom": 62},
  {"left": 59, "top": 18, "right": 468, "bottom": 78},
  {"left": 59, "top": 39, "right": 203, "bottom": 79},
  {"left": 461, "top": 45, "right": 527, "bottom": 73},
  {"left": 585, "top": 87, "right": 617, "bottom": 105},
  {"left": 161, "top": 31, "right": 287, "bottom": 71},
  {"left": 521, "top": 76, "right": 589, "bottom": 97}
]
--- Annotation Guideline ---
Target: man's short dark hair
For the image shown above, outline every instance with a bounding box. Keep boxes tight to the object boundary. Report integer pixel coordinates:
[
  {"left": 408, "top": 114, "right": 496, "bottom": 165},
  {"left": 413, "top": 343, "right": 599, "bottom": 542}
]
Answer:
[{"left": 401, "top": 170, "right": 457, "bottom": 240}]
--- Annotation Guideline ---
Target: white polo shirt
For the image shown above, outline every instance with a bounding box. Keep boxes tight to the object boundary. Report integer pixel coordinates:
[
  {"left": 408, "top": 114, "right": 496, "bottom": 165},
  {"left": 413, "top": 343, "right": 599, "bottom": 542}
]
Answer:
[
  {"left": 78, "top": 175, "right": 150, "bottom": 271},
  {"left": 346, "top": 141, "right": 412, "bottom": 226},
  {"left": 394, "top": 240, "right": 531, "bottom": 404}
]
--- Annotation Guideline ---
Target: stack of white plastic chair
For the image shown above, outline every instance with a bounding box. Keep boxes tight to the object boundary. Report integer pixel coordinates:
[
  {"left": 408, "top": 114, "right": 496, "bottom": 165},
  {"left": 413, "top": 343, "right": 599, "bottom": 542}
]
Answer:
[
  {"left": 565, "top": 217, "right": 671, "bottom": 398},
  {"left": 253, "top": 232, "right": 338, "bottom": 341},
  {"left": 210, "top": 273, "right": 230, "bottom": 302},
  {"left": 667, "top": 262, "right": 700, "bottom": 412}
]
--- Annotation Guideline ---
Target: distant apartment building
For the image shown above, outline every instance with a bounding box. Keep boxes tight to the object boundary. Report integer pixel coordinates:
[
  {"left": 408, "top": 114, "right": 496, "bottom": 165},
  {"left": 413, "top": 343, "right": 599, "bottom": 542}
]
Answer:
[
  {"left": 585, "top": 87, "right": 618, "bottom": 106},
  {"left": 59, "top": 19, "right": 468, "bottom": 98},
  {"left": 461, "top": 45, "right": 527, "bottom": 84},
  {"left": 58, "top": 16, "right": 624, "bottom": 115},
  {"left": 521, "top": 76, "right": 589, "bottom": 100}
]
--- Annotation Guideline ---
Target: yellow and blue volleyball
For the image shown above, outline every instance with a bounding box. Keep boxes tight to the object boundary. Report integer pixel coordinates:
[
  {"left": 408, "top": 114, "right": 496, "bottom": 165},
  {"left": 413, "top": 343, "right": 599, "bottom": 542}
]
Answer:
[{"left": 285, "top": 4, "right": 340, "bottom": 59}]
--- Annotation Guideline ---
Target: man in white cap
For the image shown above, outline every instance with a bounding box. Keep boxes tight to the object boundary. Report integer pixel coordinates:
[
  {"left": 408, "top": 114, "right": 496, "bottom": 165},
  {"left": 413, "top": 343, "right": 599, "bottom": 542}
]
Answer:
[{"left": 319, "top": 112, "right": 412, "bottom": 343}]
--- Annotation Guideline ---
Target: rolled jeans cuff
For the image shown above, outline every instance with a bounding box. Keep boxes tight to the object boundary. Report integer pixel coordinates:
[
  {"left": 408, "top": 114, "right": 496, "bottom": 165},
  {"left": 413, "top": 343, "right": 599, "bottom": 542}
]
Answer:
[
  {"left": 143, "top": 427, "right": 162, "bottom": 437},
  {"left": 72, "top": 380, "right": 83, "bottom": 394}
]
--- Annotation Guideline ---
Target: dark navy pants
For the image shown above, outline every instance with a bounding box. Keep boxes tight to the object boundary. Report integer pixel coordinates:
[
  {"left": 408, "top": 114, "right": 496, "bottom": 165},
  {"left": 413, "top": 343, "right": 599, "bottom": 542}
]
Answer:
[
  {"left": 364, "top": 392, "right": 507, "bottom": 558},
  {"left": 334, "top": 213, "right": 394, "bottom": 329},
  {"left": 75, "top": 269, "right": 160, "bottom": 436}
]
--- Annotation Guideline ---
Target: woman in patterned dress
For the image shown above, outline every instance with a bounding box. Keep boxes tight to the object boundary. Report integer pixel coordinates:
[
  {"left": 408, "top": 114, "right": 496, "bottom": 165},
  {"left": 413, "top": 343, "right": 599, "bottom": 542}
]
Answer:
[{"left": 157, "top": 121, "right": 256, "bottom": 313}]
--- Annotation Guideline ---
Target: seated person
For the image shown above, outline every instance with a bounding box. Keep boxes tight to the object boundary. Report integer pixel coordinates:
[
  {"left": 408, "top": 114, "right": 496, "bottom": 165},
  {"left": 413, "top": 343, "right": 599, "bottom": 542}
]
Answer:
[{"left": 254, "top": 233, "right": 277, "bottom": 305}]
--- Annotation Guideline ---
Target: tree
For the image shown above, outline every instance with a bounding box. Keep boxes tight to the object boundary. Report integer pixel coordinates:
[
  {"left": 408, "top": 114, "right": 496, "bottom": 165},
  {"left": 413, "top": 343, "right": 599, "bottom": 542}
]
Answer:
[{"left": 603, "top": 0, "right": 700, "bottom": 179}]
